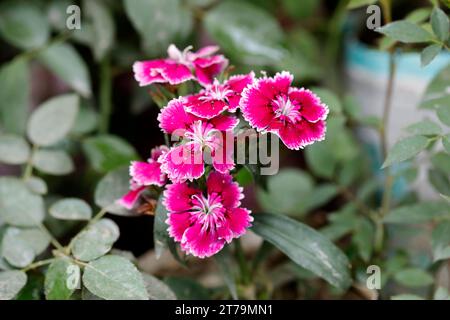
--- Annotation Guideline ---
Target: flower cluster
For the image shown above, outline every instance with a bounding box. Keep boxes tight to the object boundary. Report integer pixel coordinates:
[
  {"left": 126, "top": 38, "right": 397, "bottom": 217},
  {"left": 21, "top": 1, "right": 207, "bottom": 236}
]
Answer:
[{"left": 120, "top": 45, "right": 328, "bottom": 258}]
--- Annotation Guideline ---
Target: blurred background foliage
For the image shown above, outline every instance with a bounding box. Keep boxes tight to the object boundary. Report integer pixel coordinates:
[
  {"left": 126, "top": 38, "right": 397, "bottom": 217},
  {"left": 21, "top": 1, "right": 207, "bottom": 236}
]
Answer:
[{"left": 0, "top": 0, "right": 450, "bottom": 300}]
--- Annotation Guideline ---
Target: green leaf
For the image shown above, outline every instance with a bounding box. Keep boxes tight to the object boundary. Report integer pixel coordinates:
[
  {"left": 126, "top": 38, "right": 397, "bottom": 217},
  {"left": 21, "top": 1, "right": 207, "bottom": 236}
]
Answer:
[
  {"left": 82, "top": 255, "right": 148, "bottom": 300},
  {"left": 27, "top": 94, "right": 79, "bottom": 147},
  {"left": 251, "top": 213, "right": 352, "bottom": 289},
  {"left": 0, "top": 1, "right": 49, "bottom": 49},
  {"left": 204, "top": 1, "right": 285, "bottom": 65},
  {"left": 347, "top": 0, "right": 378, "bottom": 9},
  {"left": 124, "top": 0, "right": 192, "bottom": 56},
  {"left": 394, "top": 268, "right": 434, "bottom": 287},
  {"left": 0, "top": 134, "right": 30, "bottom": 165},
  {"left": 141, "top": 273, "right": 177, "bottom": 300},
  {"left": 443, "top": 134, "right": 450, "bottom": 153},
  {"left": 49, "top": 198, "right": 92, "bottom": 221},
  {"left": 0, "top": 59, "right": 29, "bottom": 134},
  {"left": 431, "top": 7, "right": 449, "bottom": 42},
  {"left": 82, "top": 0, "right": 115, "bottom": 61},
  {"left": 420, "top": 63, "right": 450, "bottom": 110},
  {"left": 214, "top": 246, "right": 238, "bottom": 300},
  {"left": 421, "top": 44, "right": 443, "bottom": 67},
  {"left": 234, "top": 166, "right": 253, "bottom": 187},
  {"left": 376, "top": 21, "right": 433, "bottom": 43},
  {"left": 353, "top": 217, "right": 375, "bottom": 263},
  {"left": 38, "top": 43, "right": 92, "bottom": 97},
  {"left": 432, "top": 220, "right": 450, "bottom": 262},
  {"left": 44, "top": 258, "right": 77, "bottom": 300},
  {"left": 72, "top": 218, "right": 119, "bottom": 262},
  {"left": 431, "top": 152, "right": 450, "bottom": 175},
  {"left": 0, "top": 270, "right": 27, "bottom": 300},
  {"left": 437, "top": 105, "right": 450, "bottom": 126},
  {"left": 305, "top": 141, "right": 336, "bottom": 178},
  {"left": 24, "top": 176, "right": 47, "bottom": 195},
  {"left": 71, "top": 103, "right": 98, "bottom": 136},
  {"left": 94, "top": 166, "right": 136, "bottom": 216},
  {"left": 1, "top": 227, "right": 35, "bottom": 268},
  {"left": 405, "top": 119, "right": 442, "bottom": 136},
  {"left": 257, "top": 168, "right": 314, "bottom": 216},
  {"left": 384, "top": 201, "right": 450, "bottom": 224},
  {"left": 429, "top": 169, "right": 450, "bottom": 195},
  {"left": 0, "top": 177, "right": 45, "bottom": 227},
  {"left": 13, "top": 227, "right": 50, "bottom": 255},
  {"left": 406, "top": 8, "right": 433, "bottom": 24},
  {"left": 382, "top": 136, "right": 429, "bottom": 168},
  {"left": 82, "top": 135, "right": 138, "bottom": 173},
  {"left": 32, "top": 149, "right": 74, "bottom": 175}
]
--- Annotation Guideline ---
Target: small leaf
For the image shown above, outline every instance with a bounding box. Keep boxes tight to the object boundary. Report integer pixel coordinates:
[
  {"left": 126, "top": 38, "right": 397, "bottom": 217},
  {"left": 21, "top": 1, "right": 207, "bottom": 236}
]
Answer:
[
  {"left": 38, "top": 44, "right": 92, "bottom": 97},
  {"left": 0, "top": 1, "right": 49, "bottom": 49},
  {"left": 405, "top": 119, "right": 442, "bottom": 136},
  {"left": 420, "top": 63, "right": 450, "bottom": 110},
  {"left": 394, "top": 268, "right": 434, "bottom": 287},
  {"left": 14, "top": 227, "right": 50, "bottom": 255},
  {"left": 0, "top": 134, "right": 30, "bottom": 165},
  {"left": 437, "top": 105, "right": 450, "bottom": 126},
  {"left": 0, "top": 270, "right": 27, "bottom": 300},
  {"left": 382, "top": 136, "right": 429, "bottom": 168},
  {"left": 141, "top": 273, "right": 176, "bottom": 300},
  {"left": 27, "top": 94, "right": 79, "bottom": 147},
  {"left": 24, "top": 176, "right": 47, "bottom": 195},
  {"left": 71, "top": 219, "right": 119, "bottom": 262},
  {"left": 1, "top": 228, "right": 35, "bottom": 268},
  {"left": 32, "top": 149, "right": 74, "bottom": 175},
  {"left": 44, "top": 258, "right": 77, "bottom": 300},
  {"left": 376, "top": 21, "right": 433, "bottom": 43},
  {"left": 384, "top": 201, "right": 450, "bottom": 224},
  {"left": 353, "top": 217, "right": 375, "bottom": 262},
  {"left": 432, "top": 220, "right": 450, "bottom": 262},
  {"left": 82, "top": 135, "right": 138, "bottom": 173},
  {"left": 82, "top": 255, "right": 148, "bottom": 300},
  {"left": 94, "top": 166, "right": 136, "bottom": 216},
  {"left": 431, "top": 7, "right": 449, "bottom": 42},
  {"left": 0, "top": 177, "right": 45, "bottom": 227},
  {"left": 443, "top": 134, "right": 450, "bottom": 153},
  {"left": 431, "top": 152, "right": 450, "bottom": 176},
  {"left": 421, "top": 44, "right": 443, "bottom": 67},
  {"left": 0, "top": 59, "right": 29, "bottom": 135},
  {"left": 252, "top": 213, "right": 352, "bottom": 289},
  {"left": 71, "top": 104, "right": 98, "bottom": 136},
  {"left": 49, "top": 198, "right": 92, "bottom": 221}
]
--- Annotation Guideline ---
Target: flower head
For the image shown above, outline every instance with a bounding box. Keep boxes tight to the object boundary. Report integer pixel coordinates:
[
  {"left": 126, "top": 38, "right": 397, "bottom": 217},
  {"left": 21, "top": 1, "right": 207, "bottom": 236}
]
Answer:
[
  {"left": 158, "top": 98, "right": 238, "bottom": 182},
  {"left": 164, "top": 171, "right": 252, "bottom": 258},
  {"left": 133, "top": 44, "right": 228, "bottom": 87},
  {"left": 184, "top": 72, "right": 254, "bottom": 119},
  {"left": 118, "top": 145, "right": 169, "bottom": 209},
  {"left": 241, "top": 71, "right": 328, "bottom": 150}
]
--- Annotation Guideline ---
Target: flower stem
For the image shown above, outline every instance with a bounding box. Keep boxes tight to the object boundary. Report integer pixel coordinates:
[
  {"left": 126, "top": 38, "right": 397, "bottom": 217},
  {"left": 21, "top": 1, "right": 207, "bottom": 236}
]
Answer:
[
  {"left": 99, "top": 55, "right": 112, "bottom": 134},
  {"left": 22, "top": 144, "right": 38, "bottom": 181},
  {"left": 21, "top": 258, "right": 55, "bottom": 272}
]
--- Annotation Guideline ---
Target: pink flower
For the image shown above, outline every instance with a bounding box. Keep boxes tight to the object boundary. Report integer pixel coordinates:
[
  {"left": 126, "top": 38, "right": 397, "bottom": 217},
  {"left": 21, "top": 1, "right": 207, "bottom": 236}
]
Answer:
[
  {"left": 133, "top": 44, "right": 228, "bottom": 87},
  {"left": 241, "top": 71, "right": 328, "bottom": 150},
  {"left": 158, "top": 98, "right": 238, "bottom": 182},
  {"left": 118, "top": 146, "right": 169, "bottom": 209},
  {"left": 184, "top": 72, "right": 255, "bottom": 119},
  {"left": 164, "top": 171, "right": 253, "bottom": 258}
]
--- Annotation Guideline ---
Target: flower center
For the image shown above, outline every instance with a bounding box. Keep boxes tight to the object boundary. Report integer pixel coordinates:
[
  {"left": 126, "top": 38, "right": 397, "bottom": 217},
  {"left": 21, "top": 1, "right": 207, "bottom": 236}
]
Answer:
[
  {"left": 191, "top": 193, "right": 226, "bottom": 232},
  {"left": 185, "top": 120, "right": 219, "bottom": 149},
  {"left": 273, "top": 95, "right": 301, "bottom": 123},
  {"left": 199, "top": 80, "right": 233, "bottom": 102}
]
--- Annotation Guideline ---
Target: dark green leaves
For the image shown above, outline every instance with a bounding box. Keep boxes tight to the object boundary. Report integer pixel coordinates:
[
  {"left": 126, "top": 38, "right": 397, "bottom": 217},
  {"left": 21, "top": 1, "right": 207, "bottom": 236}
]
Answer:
[
  {"left": 252, "top": 213, "right": 352, "bottom": 289},
  {"left": 49, "top": 198, "right": 92, "bottom": 221},
  {"left": 376, "top": 21, "right": 433, "bottom": 43},
  {"left": 431, "top": 221, "right": 450, "bottom": 262},
  {"left": 384, "top": 201, "right": 450, "bottom": 224},
  {"left": 394, "top": 268, "right": 434, "bottom": 287},
  {"left": 405, "top": 120, "right": 442, "bottom": 136},
  {"left": 382, "top": 136, "right": 429, "bottom": 168},
  {"left": 421, "top": 44, "right": 443, "bottom": 67},
  {"left": 420, "top": 63, "right": 450, "bottom": 110},
  {"left": 431, "top": 7, "right": 449, "bottom": 42},
  {"left": 82, "top": 255, "right": 148, "bottom": 300},
  {"left": 204, "top": 1, "right": 285, "bottom": 65},
  {"left": 44, "top": 258, "right": 77, "bottom": 300},
  {"left": 27, "top": 94, "right": 79, "bottom": 147},
  {"left": 0, "top": 270, "right": 27, "bottom": 300}
]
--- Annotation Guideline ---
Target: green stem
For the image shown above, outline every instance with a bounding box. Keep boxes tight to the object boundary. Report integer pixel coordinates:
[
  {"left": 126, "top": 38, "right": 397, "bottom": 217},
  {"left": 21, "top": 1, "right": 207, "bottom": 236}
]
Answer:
[
  {"left": 99, "top": 56, "right": 112, "bottom": 134},
  {"left": 67, "top": 208, "right": 108, "bottom": 252},
  {"left": 22, "top": 144, "right": 38, "bottom": 181},
  {"left": 38, "top": 222, "right": 66, "bottom": 253},
  {"left": 21, "top": 258, "right": 55, "bottom": 272}
]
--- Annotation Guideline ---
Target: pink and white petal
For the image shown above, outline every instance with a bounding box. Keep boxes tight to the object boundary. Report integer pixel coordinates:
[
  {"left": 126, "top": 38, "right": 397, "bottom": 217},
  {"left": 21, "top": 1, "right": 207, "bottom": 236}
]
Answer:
[
  {"left": 289, "top": 88, "right": 329, "bottom": 122},
  {"left": 133, "top": 60, "right": 166, "bottom": 86},
  {"left": 241, "top": 83, "right": 276, "bottom": 131},
  {"left": 117, "top": 186, "right": 146, "bottom": 210},
  {"left": 192, "top": 46, "right": 220, "bottom": 58},
  {"left": 209, "top": 115, "right": 239, "bottom": 131},
  {"left": 227, "top": 208, "right": 253, "bottom": 238},
  {"left": 185, "top": 95, "right": 228, "bottom": 119},
  {"left": 163, "top": 182, "right": 199, "bottom": 213},
  {"left": 160, "top": 62, "right": 194, "bottom": 85},
  {"left": 167, "top": 211, "right": 192, "bottom": 242},
  {"left": 160, "top": 144, "right": 205, "bottom": 182},
  {"left": 278, "top": 119, "right": 326, "bottom": 150},
  {"left": 211, "top": 135, "right": 235, "bottom": 174},
  {"left": 226, "top": 72, "right": 255, "bottom": 93},
  {"left": 130, "top": 161, "right": 165, "bottom": 186},
  {"left": 206, "top": 172, "right": 243, "bottom": 209},
  {"left": 273, "top": 71, "right": 294, "bottom": 94},
  {"left": 151, "top": 145, "right": 169, "bottom": 162},
  {"left": 158, "top": 98, "right": 198, "bottom": 134},
  {"left": 181, "top": 223, "right": 225, "bottom": 258},
  {"left": 194, "top": 56, "right": 228, "bottom": 86}
]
